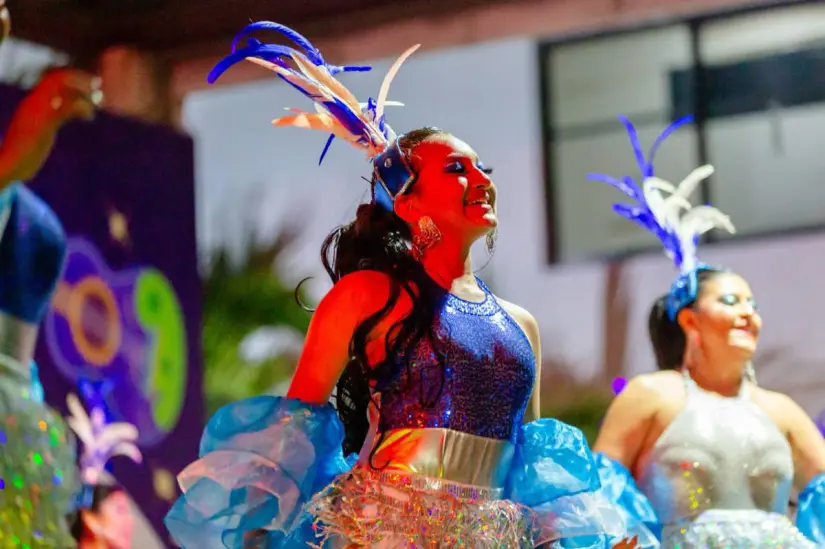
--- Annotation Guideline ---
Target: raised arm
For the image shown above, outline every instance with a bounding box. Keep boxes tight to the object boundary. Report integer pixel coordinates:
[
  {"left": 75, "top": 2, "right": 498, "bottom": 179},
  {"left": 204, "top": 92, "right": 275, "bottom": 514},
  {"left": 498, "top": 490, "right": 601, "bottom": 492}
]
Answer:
[{"left": 0, "top": 69, "right": 97, "bottom": 187}]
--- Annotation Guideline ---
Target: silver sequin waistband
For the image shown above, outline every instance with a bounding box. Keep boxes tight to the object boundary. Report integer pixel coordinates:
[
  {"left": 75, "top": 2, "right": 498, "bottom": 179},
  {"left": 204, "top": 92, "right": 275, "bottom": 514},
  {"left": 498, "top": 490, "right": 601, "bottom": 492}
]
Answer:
[{"left": 355, "top": 467, "right": 505, "bottom": 500}]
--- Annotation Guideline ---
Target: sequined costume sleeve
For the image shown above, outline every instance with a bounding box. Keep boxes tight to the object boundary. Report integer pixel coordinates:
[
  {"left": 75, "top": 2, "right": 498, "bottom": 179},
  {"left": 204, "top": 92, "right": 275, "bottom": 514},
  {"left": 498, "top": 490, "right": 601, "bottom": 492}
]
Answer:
[
  {"left": 0, "top": 369, "right": 80, "bottom": 549},
  {"left": 797, "top": 472, "right": 825, "bottom": 543},
  {"left": 592, "top": 453, "right": 661, "bottom": 541},
  {"left": 164, "top": 395, "right": 357, "bottom": 548}
]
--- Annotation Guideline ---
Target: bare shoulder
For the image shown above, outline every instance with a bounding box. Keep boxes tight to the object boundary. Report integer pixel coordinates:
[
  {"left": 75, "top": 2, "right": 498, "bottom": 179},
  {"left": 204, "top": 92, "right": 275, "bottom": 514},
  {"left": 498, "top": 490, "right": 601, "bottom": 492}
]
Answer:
[
  {"left": 751, "top": 386, "right": 809, "bottom": 428},
  {"left": 318, "top": 270, "right": 401, "bottom": 320},
  {"left": 638, "top": 369, "right": 684, "bottom": 393},
  {"left": 617, "top": 370, "right": 681, "bottom": 408},
  {"left": 496, "top": 297, "right": 540, "bottom": 341}
]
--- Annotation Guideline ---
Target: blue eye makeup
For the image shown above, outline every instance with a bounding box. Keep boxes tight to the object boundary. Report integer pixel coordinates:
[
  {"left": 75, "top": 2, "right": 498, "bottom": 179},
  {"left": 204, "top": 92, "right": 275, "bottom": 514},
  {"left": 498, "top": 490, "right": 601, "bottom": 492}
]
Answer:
[
  {"left": 444, "top": 159, "right": 494, "bottom": 175},
  {"left": 719, "top": 294, "right": 758, "bottom": 310}
]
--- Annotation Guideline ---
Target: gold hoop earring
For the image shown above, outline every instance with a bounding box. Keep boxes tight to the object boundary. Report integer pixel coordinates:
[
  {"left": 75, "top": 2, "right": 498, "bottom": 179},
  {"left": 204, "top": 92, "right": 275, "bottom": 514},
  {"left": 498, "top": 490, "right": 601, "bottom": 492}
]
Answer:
[{"left": 412, "top": 216, "right": 441, "bottom": 260}]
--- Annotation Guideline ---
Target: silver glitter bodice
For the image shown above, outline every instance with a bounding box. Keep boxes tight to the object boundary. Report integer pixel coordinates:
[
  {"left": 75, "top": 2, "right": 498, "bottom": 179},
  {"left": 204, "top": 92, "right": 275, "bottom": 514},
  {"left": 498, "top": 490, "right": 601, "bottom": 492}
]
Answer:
[
  {"left": 378, "top": 277, "right": 535, "bottom": 443},
  {"left": 638, "top": 369, "right": 811, "bottom": 548}
]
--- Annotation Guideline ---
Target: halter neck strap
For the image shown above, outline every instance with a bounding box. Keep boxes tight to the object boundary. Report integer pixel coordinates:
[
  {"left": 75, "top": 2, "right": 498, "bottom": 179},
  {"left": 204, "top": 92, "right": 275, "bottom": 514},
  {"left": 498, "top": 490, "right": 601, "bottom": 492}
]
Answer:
[{"left": 682, "top": 367, "right": 748, "bottom": 400}]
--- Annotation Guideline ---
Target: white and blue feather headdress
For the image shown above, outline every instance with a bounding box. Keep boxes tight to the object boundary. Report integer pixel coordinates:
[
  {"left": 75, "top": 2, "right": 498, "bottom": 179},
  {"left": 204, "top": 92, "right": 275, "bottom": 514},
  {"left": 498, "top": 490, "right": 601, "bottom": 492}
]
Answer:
[
  {"left": 588, "top": 115, "right": 736, "bottom": 320},
  {"left": 208, "top": 22, "right": 421, "bottom": 212}
]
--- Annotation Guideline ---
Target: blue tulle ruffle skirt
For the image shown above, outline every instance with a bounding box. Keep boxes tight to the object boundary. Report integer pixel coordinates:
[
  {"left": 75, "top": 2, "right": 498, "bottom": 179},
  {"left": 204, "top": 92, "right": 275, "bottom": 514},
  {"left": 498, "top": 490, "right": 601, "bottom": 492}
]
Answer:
[{"left": 165, "top": 396, "right": 659, "bottom": 548}]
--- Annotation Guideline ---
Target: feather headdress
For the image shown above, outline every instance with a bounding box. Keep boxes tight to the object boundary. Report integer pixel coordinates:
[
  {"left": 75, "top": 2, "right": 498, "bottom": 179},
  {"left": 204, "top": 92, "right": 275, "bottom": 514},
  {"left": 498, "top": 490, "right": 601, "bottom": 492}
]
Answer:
[
  {"left": 208, "top": 22, "right": 421, "bottom": 211},
  {"left": 588, "top": 115, "right": 736, "bottom": 319},
  {"left": 66, "top": 392, "right": 142, "bottom": 488},
  {"left": 208, "top": 22, "right": 417, "bottom": 163}
]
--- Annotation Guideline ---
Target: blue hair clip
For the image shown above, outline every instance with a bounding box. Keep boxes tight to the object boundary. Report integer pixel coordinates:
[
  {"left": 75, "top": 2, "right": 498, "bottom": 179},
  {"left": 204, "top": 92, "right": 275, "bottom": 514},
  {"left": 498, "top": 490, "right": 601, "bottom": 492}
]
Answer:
[
  {"left": 588, "top": 115, "right": 736, "bottom": 320},
  {"left": 209, "top": 21, "right": 420, "bottom": 202},
  {"left": 372, "top": 138, "right": 416, "bottom": 212}
]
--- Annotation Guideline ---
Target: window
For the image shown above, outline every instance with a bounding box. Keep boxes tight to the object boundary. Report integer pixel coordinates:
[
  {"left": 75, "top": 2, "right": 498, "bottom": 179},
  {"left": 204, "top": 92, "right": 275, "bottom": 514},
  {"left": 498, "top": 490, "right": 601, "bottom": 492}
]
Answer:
[
  {"left": 541, "top": 2, "right": 825, "bottom": 263},
  {"left": 696, "top": 4, "right": 825, "bottom": 238},
  {"left": 544, "top": 26, "right": 696, "bottom": 262}
]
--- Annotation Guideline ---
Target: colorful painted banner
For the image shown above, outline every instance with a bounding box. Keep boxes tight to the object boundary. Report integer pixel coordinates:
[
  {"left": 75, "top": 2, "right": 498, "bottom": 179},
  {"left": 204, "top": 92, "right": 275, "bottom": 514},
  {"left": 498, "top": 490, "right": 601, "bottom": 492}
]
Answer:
[{"left": 0, "top": 84, "right": 202, "bottom": 546}]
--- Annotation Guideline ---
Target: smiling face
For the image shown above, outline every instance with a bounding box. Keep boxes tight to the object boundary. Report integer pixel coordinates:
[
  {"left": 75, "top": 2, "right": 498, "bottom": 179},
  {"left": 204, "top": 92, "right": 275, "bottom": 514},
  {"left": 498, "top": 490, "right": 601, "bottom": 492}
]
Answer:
[
  {"left": 679, "top": 272, "right": 762, "bottom": 361},
  {"left": 394, "top": 133, "right": 497, "bottom": 246}
]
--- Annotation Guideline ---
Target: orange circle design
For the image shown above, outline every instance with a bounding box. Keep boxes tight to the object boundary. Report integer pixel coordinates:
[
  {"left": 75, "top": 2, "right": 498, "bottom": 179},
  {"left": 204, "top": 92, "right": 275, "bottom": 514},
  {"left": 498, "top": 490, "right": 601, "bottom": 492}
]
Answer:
[{"left": 66, "top": 277, "right": 122, "bottom": 366}]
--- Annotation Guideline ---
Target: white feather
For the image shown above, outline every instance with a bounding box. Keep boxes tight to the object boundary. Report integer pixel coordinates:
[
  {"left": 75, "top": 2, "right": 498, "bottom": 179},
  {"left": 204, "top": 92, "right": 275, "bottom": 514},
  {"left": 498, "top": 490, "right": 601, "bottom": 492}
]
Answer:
[
  {"left": 64, "top": 393, "right": 143, "bottom": 483},
  {"left": 641, "top": 164, "right": 734, "bottom": 273},
  {"left": 376, "top": 44, "right": 420, "bottom": 122}
]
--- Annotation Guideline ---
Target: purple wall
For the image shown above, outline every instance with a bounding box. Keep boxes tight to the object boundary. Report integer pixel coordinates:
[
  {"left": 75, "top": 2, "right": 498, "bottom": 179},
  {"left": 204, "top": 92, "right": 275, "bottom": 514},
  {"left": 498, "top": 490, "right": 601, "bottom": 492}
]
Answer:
[{"left": 0, "top": 84, "right": 203, "bottom": 546}]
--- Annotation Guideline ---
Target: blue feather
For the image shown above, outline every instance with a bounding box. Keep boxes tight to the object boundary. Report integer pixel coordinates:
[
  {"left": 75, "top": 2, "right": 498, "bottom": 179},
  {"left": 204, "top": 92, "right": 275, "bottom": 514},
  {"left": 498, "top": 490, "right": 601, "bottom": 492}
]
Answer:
[
  {"left": 230, "top": 21, "right": 324, "bottom": 65},
  {"left": 207, "top": 41, "right": 296, "bottom": 83},
  {"left": 208, "top": 22, "right": 374, "bottom": 85},
  {"left": 617, "top": 115, "right": 648, "bottom": 179},
  {"left": 330, "top": 65, "right": 372, "bottom": 75},
  {"left": 646, "top": 115, "right": 694, "bottom": 177},
  {"left": 208, "top": 21, "right": 390, "bottom": 168},
  {"left": 586, "top": 173, "right": 644, "bottom": 202},
  {"left": 589, "top": 115, "right": 696, "bottom": 271},
  {"left": 318, "top": 134, "right": 336, "bottom": 165}
]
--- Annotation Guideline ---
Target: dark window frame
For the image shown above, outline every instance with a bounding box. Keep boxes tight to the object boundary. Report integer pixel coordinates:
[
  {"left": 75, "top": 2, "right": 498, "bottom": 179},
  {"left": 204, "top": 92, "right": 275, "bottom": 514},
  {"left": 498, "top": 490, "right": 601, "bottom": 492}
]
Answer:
[{"left": 537, "top": 0, "right": 825, "bottom": 265}]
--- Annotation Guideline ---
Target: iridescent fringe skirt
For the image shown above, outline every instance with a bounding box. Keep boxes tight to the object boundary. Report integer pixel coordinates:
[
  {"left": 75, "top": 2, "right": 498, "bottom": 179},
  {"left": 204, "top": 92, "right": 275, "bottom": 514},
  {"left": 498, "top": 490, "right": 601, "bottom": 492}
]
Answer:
[
  {"left": 661, "top": 509, "right": 816, "bottom": 549},
  {"left": 306, "top": 467, "right": 535, "bottom": 548},
  {"left": 0, "top": 374, "right": 78, "bottom": 549}
]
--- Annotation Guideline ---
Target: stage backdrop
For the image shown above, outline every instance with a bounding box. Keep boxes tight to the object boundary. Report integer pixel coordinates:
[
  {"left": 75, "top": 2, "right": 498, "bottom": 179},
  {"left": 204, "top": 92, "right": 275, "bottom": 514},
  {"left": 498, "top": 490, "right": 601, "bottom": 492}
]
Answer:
[{"left": 0, "top": 84, "right": 202, "bottom": 547}]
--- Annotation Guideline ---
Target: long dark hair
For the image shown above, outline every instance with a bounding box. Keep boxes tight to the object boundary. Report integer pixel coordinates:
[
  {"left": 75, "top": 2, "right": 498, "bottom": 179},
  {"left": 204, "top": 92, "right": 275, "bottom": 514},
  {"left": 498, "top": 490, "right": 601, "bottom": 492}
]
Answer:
[
  {"left": 321, "top": 127, "right": 449, "bottom": 459},
  {"left": 69, "top": 484, "right": 125, "bottom": 541},
  {"left": 648, "top": 268, "right": 725, "bottom": 370}
]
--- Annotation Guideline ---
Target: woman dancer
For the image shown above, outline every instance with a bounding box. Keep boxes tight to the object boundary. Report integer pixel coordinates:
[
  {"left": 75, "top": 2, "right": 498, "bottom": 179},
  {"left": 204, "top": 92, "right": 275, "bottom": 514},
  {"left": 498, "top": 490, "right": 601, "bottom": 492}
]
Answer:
[
  {"left": 165, "top": 22, "right": 655, "bottom": 549},
  {"left": 0, "top": 6, "right": 101, "bottom": 546},
  {"left": 589, "top": 116, "right": 825, "bottom": 548},
  {"left": 66, "top": 385, "right": 142, "bottom": 549}
]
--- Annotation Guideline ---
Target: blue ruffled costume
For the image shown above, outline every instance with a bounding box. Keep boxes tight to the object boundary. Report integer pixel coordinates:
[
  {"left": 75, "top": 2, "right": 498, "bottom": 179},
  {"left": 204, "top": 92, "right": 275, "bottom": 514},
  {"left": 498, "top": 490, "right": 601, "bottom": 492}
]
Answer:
[{"left": 167, "top": 281, "right": 657, "bottom": 548}]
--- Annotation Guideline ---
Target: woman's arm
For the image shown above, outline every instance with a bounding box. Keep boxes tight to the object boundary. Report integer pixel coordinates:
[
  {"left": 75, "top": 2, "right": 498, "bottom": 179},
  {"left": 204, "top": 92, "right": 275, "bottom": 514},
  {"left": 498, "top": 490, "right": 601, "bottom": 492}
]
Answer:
[
  {"left": 773, "top": 393, "right": 825, "bottom": 489},
  {"left": 286, "top": 270, "right": 396, "bottom": 405},
  {"left": 0, "top": 69, "right": 97, "bottom": 187},
  {"left": 593, "top": 376, "right": 660, "bottom": 470}
]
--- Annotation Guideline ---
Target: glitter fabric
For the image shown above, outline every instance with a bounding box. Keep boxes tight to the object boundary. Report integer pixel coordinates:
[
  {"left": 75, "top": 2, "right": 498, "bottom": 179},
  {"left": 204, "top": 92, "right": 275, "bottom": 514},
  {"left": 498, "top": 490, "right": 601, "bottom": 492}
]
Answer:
[
  {"left": 660, "top": 509, "right": 817, "bottom": 548},
  {"left": 639, "top": 369, "right": 812, "bottom": 547},
  {"left": 378, "top": 278, "right": 535, "bottom": 443},
  {"left": 166, "top": 395, "right": 646, "bottom": 549},
  {"left": 0, "top": 362, "right": 79, "bottom": 549},
  {"left": 307, "top": 467, "right": 534, "bottom": 549}
]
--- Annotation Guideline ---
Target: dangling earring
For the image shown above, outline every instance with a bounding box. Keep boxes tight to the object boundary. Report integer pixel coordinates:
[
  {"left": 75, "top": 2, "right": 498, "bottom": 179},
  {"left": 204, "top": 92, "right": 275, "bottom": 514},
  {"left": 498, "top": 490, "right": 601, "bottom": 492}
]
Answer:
[
  {"left": 486, "top": 229, "right": 497, "bottom": 254},
  {"left": 745, "top": 361, "right": 758, "bottom": 386},
  {"left": 412, "top": 216, "right": 441, "bottom": 260}
]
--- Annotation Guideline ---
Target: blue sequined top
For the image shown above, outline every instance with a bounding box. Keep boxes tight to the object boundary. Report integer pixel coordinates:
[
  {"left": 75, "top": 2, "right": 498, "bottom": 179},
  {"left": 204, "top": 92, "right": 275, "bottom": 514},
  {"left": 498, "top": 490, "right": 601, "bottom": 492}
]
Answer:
[{"left": 377, "top": 278, "right": 535, "bottom": 443}]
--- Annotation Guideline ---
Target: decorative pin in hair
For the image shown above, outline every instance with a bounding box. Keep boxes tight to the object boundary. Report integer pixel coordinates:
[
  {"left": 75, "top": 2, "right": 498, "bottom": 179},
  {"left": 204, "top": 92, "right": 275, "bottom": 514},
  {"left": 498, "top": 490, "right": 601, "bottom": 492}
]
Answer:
[
  {"left": 66, "top": 392, "right": 142, "bottom": 506},
  {"left": 588, "top": 115, "right": 736, "bottom": 320},
  {"left": 207, "top": 21, "right": 422, "bottom": 212}
]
